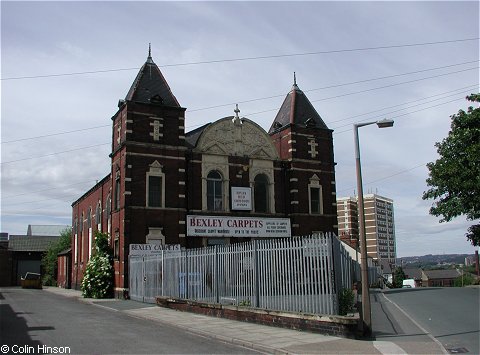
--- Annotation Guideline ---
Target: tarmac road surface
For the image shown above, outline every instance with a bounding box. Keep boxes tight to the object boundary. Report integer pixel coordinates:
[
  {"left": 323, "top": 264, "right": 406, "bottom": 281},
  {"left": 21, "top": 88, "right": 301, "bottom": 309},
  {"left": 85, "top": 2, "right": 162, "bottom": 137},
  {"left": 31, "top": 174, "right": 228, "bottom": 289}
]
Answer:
[
  {"left": 379, "top": 287, "right": 479, "bottom": 354},
  {"left": 0, "top": 287, "right": 260, "bottom": 354}
]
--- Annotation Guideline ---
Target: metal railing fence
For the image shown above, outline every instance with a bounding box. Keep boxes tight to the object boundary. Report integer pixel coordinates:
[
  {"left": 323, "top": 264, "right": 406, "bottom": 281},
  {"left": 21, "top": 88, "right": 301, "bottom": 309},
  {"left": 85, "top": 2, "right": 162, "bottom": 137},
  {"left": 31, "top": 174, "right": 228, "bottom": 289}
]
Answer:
[{"left": 129, "top": 233, "right": 372, "bottom": 315}]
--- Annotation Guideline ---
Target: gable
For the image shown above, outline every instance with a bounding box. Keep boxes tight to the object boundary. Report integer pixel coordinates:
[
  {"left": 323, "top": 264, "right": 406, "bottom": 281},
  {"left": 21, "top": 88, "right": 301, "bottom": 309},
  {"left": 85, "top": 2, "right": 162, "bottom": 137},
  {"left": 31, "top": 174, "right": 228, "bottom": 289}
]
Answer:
[{"left": 195, "top": 117, "right": 279, "bottom": 160}]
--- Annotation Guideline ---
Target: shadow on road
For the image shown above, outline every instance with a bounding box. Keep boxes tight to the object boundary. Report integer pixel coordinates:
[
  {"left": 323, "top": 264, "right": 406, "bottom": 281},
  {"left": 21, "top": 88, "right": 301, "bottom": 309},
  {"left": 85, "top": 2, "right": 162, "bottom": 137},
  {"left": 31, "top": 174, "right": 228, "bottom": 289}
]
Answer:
[{"left": 0, "top": 292, "right": 53, "bottom": 347}]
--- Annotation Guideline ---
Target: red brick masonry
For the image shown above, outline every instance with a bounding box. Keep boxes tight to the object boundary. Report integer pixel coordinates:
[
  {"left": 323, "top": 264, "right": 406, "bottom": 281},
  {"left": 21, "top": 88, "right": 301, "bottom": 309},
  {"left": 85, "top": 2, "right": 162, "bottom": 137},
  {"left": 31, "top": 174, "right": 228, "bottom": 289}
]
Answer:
[{"left": 156, "top": 296, "right": 358, "bottom": 338}]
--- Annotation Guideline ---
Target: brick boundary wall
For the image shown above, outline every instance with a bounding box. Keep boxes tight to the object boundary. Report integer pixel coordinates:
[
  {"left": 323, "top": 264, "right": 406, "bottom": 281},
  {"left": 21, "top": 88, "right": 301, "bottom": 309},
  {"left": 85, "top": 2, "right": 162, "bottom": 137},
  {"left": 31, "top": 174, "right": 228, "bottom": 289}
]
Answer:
[{"left": 156, "top": 296, "right": 359, "bottom": 338}]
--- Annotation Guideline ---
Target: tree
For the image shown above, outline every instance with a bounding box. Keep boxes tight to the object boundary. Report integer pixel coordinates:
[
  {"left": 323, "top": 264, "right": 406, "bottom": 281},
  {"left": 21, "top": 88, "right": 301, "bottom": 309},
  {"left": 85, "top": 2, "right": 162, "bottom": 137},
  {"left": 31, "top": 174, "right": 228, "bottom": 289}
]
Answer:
[
  {"left": 423, "top": 94, "right": 480, "bottom": 246},
  {"left": 453, "top": 272, "right": 476, "bottom": 287},
  {"left": 81, "top": 231, "right": 113, "bottom": 298},
  {"left": 42, "top": 228, "right": 72, "bottom": 286},
  {"left": 392, "top": 267, "right": 406, "bottom": 288}
]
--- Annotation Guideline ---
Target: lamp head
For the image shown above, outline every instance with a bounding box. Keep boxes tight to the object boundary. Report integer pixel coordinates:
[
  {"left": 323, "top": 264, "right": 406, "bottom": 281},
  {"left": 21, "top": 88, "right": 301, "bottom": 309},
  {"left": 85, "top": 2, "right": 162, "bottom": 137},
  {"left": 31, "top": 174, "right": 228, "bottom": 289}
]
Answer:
[{"left": 376, "top": 119, "right": 394, "bottom": 128}]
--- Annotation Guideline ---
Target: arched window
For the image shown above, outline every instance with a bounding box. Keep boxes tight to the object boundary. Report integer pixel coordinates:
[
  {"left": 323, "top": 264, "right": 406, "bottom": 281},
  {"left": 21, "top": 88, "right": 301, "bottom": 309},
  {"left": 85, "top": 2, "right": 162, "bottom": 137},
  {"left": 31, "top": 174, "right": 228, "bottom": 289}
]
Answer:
[
  {"left": 105, "top": 195, "right": 111, "bottom": 221},
  {"left": 114, "top": 173, "right": 121, "bottom": 210},
  {"left": 254, "top": 174, "right": 269, "bottom": 213},
  {"left": 207, "top": 170, "right": 223, "bottom": 211},
  {"left": 95, "top": 201, "right": 102, "bottom": 227},
  {"left": 87, "top": 207, "right": 92, "bottom": 229},
  {"left": 105, "top": 194, "right": 112, "bottom": 235}
]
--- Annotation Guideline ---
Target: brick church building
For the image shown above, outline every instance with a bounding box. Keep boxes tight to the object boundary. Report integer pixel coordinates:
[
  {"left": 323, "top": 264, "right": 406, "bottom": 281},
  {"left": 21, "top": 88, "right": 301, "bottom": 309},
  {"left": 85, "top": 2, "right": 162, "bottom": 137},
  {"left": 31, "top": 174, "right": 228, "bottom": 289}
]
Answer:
[{"left": 71, "top": 49, "right": 338, "bottom": 296}]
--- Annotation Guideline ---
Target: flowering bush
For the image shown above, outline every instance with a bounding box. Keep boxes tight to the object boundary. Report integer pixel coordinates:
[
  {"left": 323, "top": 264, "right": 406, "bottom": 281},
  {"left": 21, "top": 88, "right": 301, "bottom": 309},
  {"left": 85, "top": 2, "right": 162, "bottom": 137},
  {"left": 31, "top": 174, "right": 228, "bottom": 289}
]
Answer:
[{"left": 81, "top": 231, "right": 113, "bottom": 298}]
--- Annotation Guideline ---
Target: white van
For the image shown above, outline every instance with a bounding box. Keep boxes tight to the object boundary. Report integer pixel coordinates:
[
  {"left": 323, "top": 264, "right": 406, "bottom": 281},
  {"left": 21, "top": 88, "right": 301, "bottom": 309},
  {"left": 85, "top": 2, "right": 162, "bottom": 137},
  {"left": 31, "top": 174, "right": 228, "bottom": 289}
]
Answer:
[{"left": 402, "top": 278, "right": 416, "bottom": 288}]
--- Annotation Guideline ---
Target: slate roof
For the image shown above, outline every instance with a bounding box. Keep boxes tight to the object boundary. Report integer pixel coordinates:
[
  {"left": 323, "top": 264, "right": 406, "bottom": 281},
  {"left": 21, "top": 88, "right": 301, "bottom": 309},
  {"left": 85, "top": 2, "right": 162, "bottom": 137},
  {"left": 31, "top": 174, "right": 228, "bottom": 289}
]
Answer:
[
  {"left": 268, "top": 82, "right": 329, "bottom": 133},
  {"left": 58, "top": 248, "right": 72, "bottom": 256},
  {"left": 379, "top": 259, "right": 393, "bottom": 274},
  {"left": 27, "top": 225, "right": 70, "bottom": 237},
  {"left": 8, "top": 235, "right": 60, "bottom": 252},
  {"left": 422, "top": 269, "right": 461, "bottom": 280},
  {"left": 403, "top": 267, "right": 423, "bottom": 280},
  {"left": 185, "top": 123, "right": 211, "bottom": 148},
  {"left": 125, "top": 50, "right": 180, "bottom": 107}
]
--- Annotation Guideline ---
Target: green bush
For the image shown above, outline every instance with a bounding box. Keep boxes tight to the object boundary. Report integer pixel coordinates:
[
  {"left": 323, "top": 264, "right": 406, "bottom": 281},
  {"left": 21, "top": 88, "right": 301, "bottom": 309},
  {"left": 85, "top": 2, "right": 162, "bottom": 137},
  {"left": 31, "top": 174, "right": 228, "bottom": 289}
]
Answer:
[
  {"left": 81, "top": 231, "right": 113, "bottom": 298},
  {"left": 41, "top": 228, "right": 72, "bottom": 286},
  {"left": 454, "top": 273, "right": 476, "bottom": 287},
  {"left": 338, "top": 288, "right": 355, "bottom": 316},
  {"left": 393, "top": 267, "right": 406, "bottom": 288}
]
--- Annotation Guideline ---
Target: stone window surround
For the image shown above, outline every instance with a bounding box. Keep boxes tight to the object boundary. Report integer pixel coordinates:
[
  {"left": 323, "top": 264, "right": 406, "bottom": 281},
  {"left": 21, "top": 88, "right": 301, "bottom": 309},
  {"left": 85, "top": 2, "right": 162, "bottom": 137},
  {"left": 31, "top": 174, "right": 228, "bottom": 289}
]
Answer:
[
  {"left": 146, "top": 160, "right": 166, "bottom": 208},
  {"left": 308, "top": 174, "right": 323, "bottom": 215}
]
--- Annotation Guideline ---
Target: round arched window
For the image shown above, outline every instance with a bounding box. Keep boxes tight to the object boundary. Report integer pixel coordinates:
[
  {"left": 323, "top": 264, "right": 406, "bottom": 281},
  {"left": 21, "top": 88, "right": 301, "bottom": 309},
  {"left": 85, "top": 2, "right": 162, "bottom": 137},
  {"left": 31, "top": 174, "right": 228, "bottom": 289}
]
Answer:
[{"left": 207, "top": 170, "right": 223, "bottom": 211}]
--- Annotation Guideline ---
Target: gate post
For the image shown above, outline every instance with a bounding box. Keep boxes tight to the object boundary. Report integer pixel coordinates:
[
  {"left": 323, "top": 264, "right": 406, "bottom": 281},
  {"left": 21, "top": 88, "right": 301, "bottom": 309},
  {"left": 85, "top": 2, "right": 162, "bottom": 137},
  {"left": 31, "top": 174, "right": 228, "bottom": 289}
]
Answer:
[
  {"left": 254, "top": 239, "right": 260, "bottom": 308},
  {"left": 214, "top": 245, "right": 219, "bottom": 304},
  {"left": 161, "top": 249, "right": 164, "bottom": 297},
  {"left": 185, "top": 249, "right": 189, "bottom": 300}
]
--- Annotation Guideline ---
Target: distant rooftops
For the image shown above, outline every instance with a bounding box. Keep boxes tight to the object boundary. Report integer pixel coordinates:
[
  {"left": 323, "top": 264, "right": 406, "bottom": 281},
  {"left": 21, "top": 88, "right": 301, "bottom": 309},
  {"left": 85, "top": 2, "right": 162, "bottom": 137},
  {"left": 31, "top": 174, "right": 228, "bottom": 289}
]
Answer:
[
  {"left": 9, "top": 235, "right": 61, "bottom": 252},
  {"left": 27, "top": 225, "right": 70, "bottom": 237}
]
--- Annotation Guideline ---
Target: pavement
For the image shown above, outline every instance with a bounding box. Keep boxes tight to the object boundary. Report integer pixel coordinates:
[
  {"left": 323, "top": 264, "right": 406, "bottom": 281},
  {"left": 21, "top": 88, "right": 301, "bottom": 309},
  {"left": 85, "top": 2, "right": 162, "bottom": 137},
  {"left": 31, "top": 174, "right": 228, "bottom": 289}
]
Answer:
[{"left": 43, "top": 287, "right": 448, "bottom": 354}]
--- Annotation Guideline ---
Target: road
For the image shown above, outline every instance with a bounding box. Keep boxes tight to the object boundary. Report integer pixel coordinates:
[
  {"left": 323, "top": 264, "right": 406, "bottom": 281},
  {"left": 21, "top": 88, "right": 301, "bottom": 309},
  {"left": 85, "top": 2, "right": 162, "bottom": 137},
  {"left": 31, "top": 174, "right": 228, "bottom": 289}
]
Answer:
[
  {"left": 374, "top": 287, "right": 479, "bottom": 354},
  {"left": 0, "top": 287, "right": 258, "bottom": 354}
]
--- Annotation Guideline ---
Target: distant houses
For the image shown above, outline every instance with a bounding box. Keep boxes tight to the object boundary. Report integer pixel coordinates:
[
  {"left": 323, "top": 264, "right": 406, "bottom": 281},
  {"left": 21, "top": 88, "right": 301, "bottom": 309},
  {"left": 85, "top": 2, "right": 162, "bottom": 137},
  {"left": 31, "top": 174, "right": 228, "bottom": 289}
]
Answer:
[
  {"left": 421, "top": 269, "right": 462, "bottom": 287},
  {"left": 0, "top": 224, "right": 69, "bottom": 286}
]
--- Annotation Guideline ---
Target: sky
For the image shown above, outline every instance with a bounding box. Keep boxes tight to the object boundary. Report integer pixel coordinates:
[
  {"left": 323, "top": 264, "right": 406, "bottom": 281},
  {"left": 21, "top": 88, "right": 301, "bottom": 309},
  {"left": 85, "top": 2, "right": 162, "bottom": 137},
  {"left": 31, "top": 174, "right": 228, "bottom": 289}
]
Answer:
[{"left": 1, "top": 1, "right": 479, "bottom": 257}]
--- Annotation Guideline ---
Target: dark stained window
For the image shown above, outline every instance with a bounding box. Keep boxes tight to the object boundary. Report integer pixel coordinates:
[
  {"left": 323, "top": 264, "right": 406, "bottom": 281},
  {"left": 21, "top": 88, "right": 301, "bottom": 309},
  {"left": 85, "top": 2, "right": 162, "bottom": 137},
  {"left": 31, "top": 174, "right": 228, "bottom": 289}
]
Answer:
[
  {"left": 310, "top": 187, "right": 321, "bottom": 214},
  {"left": 207, "top": 170, "right": 223, "bottom": 211},
  {"left": 114, "top": 177, "right": 120, "bottom": 210},
  {"left": 254, "top": 174, "right": 269, "bottom": 213},
  {"left": 148, "top": 175, "right": 163, "bottom": 207}
]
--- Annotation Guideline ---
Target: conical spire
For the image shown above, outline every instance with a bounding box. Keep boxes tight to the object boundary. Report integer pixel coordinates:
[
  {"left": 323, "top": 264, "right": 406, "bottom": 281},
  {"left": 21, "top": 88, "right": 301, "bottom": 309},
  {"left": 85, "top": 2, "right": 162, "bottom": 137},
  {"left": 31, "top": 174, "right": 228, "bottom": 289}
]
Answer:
[
  {"left": 268, "top": 77, "right": 328, "bottom": 133},
  {"left": 146, "top": 43, "right": 153, "bottom": 64},
  {"left": 124, "top": 45, "right": 180, "bottom": 107}
]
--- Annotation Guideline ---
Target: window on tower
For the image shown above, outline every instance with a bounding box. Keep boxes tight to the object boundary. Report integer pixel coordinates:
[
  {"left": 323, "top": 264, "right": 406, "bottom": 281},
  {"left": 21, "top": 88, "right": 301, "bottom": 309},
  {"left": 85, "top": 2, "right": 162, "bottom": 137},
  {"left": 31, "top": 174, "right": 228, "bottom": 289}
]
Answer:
[
  {"left": 148, "top": 176, "right": 163, "bottom": 207},
  {"left": 114, "top": 175, "right": 121, "bottom": 210},
  {"left": 308, "top": 174, "right": 323, "bottom": 215},
  {"left": 146, "top": 160, "right": 165, "bottom": 208}
]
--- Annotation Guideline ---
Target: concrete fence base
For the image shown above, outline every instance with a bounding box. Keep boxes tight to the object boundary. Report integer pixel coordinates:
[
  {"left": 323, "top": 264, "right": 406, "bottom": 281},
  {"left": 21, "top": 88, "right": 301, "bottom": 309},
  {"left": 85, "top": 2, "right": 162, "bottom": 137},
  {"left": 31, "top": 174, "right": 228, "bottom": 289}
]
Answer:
[{"left": 156, "top": 296, "right": 359, "bottom": 338}]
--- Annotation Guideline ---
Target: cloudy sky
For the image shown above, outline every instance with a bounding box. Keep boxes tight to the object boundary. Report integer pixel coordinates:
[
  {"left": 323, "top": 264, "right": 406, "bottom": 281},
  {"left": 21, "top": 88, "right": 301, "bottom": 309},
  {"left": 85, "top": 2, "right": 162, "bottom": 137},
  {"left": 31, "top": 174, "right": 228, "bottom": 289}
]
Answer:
[{"left": 1, "top": 1, "right": 478, "bottom": 257}]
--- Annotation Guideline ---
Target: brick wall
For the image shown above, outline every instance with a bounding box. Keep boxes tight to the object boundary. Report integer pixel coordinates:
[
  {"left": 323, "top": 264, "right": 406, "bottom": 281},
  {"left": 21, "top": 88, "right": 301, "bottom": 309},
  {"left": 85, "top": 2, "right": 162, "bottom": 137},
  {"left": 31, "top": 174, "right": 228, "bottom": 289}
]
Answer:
[{"left": 156, "top": 297, "right": 358, "bottom": 338}]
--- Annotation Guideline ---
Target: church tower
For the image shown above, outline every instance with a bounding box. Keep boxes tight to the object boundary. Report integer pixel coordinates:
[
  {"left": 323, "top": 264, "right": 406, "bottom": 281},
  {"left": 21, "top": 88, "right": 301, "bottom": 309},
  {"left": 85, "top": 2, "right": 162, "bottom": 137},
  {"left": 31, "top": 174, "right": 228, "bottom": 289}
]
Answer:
[
  {"left": 269, "top": 76, "right": 338, "bottom": 236},
  {"left": 109, "top": 46, "right": 187, "bottom": 293}
]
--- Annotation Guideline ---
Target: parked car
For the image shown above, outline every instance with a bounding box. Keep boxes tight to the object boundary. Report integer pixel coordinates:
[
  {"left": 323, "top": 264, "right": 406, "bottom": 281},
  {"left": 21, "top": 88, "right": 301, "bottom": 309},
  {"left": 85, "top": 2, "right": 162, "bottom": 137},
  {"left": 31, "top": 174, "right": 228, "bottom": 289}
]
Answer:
[{"left": 21, "top": 272, "right": 42, "bottom": 289}]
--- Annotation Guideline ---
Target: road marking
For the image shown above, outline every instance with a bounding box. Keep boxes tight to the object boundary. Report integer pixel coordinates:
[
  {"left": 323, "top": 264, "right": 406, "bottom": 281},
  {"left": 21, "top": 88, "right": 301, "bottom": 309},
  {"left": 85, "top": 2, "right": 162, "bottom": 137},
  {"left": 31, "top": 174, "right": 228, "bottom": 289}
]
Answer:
[
  {"left": 381, "top": 292, "right": 449, "bottom": 355},
  {"left": 373, "top": 340, "right": 407, "bottom": 354}
]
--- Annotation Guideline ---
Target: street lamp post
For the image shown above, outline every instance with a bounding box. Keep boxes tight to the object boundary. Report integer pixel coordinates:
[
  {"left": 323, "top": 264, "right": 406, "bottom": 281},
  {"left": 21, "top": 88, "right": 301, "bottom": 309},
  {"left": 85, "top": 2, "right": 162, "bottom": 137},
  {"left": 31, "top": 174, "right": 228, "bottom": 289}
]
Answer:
[{"left": 354, "top": 119, "right": 394, "bottom": 337}]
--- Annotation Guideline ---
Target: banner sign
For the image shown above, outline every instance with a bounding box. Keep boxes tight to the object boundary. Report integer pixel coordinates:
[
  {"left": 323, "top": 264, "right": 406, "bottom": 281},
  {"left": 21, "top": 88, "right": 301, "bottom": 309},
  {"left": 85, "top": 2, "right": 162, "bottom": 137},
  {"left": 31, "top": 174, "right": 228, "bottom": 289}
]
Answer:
[
  {"left": 231, "top": 187, "right": 252, "bottom": 210},
  {"left": 187, "top": 215, "right": 291, "bottom": 238},
  {"left": 129, "top": 243, "right": 180, "bottom": 256}
]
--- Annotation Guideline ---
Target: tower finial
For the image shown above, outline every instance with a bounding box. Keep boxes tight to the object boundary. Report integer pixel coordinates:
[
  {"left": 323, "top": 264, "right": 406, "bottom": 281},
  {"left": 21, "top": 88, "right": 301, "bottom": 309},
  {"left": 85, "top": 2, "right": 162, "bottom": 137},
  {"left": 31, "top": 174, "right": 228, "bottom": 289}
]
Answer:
[
  {"left": 146, "top": 43, "right": 154, "bottom": 64},
  {"left": 293, "top": 72, "right": 297, "bottom": 86}
]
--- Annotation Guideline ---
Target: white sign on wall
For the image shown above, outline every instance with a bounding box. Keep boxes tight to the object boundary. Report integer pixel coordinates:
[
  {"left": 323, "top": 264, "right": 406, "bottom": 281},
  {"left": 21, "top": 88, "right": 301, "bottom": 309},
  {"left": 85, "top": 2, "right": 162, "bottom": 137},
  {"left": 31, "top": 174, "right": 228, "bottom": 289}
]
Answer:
[
  {"left": 187, "top": 215, "right": 291, "bottom": 238},
  {"left": 231, "top": 187, "right": 252, "bottom": 210},
  {"left": 129, "top": 243, "right": 181, "bottom": 256}
]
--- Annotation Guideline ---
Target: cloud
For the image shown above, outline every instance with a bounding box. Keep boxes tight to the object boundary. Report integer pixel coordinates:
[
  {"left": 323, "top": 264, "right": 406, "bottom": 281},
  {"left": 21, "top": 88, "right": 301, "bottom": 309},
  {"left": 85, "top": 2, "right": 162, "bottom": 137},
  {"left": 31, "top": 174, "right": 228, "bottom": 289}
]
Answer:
[{"left": 1, "top": 1, "right": 478, "bottom": 261}]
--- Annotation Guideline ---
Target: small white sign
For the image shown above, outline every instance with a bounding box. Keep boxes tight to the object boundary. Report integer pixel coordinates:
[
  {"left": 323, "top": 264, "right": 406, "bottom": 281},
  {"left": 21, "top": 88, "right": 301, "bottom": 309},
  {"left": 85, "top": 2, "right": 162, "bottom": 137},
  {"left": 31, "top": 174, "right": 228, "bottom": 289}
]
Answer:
[
  {"left": 231, "top": 187, "right": 252, "bottom": 210},
  {"left": 129, "top": 243, "right": 180, "bottom": 256}
]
